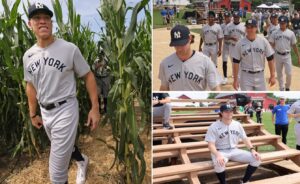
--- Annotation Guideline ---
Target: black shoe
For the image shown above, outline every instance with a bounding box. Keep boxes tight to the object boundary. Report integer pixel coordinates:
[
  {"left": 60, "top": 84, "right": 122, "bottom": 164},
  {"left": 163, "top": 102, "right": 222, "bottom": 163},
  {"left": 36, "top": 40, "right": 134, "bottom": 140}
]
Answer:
[
  {"left": 163, "top": 123, "right": 173, "bottom": 129},
  {"left": 286, "top": 88, "right": 290, "bottom": 91}
]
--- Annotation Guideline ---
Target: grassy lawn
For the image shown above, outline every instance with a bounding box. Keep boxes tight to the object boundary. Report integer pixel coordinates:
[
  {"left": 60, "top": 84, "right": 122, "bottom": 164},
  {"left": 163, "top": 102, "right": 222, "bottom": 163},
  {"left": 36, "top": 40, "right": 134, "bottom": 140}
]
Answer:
[{"left": 252, "top": 112, "right": 296, "bottom": 152}]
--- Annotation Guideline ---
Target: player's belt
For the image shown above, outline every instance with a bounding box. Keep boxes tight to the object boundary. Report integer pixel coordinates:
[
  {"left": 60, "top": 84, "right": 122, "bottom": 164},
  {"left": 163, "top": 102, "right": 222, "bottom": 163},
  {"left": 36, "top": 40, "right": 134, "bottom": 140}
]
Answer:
[
  {"left": 205, "top": 42, "right": 216, "bottom": 46},
  {"left": 217, "top": 148, "right": 234, "bottom": 151},
  {"left": 40, "top": 100, "right": 67, "bottom": 110},
  {"left": 242, "top": 69, "right": 264, "bottom": 74},
  {"left": 276, "top": 51, "right": 290, "bottom": 56}
]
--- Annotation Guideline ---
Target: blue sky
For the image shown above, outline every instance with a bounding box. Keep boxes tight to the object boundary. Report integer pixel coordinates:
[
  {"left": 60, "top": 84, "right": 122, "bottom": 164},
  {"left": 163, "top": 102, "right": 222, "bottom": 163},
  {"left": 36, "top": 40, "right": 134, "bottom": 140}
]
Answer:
[{"left": 0, "top": 0, "right": 151, "bottom": 38}]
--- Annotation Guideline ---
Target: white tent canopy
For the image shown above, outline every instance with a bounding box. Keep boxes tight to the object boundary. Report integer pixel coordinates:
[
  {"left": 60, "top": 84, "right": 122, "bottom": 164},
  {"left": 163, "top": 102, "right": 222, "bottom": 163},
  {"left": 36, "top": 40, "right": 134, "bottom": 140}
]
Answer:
[
  {"left": 269, "top": 4, "right": 281, "bottom": 9},
  {"left": 257, "top": 4, "right": 269, "bottom": 9}
]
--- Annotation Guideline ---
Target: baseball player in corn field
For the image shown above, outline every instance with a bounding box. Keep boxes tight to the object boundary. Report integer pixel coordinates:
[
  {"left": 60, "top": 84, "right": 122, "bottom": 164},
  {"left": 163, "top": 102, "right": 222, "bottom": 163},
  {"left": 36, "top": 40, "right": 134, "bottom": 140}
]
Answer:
[
  {"left": 269, "top": 16, "right": 300, "bottom": 91},
  {"left": 224, "top": 11, "right": 245, "bottom": 78},
  {"left": 199, "top": 11, "right": 223, "bottom": 68},
  {"left": 159, "top": 25, "right": 221, "bottom": 91},
  {"left": 205, "top": 104, "right": 261, "bottom": 184},
  {"left": 220, "top": 11, "right": 232, "bottom": 85},
  {"left": 232, "top": 19, "right": 276, "bottom": 91},
  {"left": 23, "top": 3, "right": 100, "bottom": 184}
]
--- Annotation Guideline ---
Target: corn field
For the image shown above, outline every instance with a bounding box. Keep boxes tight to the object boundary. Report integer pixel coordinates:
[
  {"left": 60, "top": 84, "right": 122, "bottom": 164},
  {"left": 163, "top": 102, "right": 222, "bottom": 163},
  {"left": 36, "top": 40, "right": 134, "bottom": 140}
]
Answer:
[{"left": 0, "top": 0, "right": 151, "bottom": 183}]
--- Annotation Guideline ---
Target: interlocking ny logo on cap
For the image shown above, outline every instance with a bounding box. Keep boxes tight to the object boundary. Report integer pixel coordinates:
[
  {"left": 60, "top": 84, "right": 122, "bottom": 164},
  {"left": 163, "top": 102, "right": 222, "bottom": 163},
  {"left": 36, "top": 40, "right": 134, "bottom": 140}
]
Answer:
[
  {"left": 174, "top": 31, "right": 181, "bottom": 39},
  {"left": 35, "top": 2, "right": 44, "bottom": 9},
  {"left": 249, "top": 20, "right": 252, "bottom": 23}
]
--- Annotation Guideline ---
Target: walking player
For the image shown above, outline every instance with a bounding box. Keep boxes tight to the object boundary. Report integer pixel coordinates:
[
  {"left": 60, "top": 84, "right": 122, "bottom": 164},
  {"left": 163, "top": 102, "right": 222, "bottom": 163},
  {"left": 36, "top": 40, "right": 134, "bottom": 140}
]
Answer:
[
  {"left": 199, "top": 11, "right": 223, "bottom": 67},
  {"left": 272, "top": 98, "right": 290, "bottom": 144},
  {"left": 159, "top": 25, "right": 221, "bottom": 91},
  {"left": 269, "top": 16, "right": 300, "bottom": 91},
  {"left": 23, "top": 3, "right": 100, "bottom": 184},
  {"left": 232, "top": 19, "right": 276, "bottom": 91},
  {"left": 152, "top": 93, "right": 173, "bottom": 129},
  {"left": 288, "top": 99, "right": 300, "bottom": 150},
  {"left": 205, "top": 104, "right": 261, "bottom": 184},
  {"left": 220, "top": 12, "right": 232, "bottom": 84}
]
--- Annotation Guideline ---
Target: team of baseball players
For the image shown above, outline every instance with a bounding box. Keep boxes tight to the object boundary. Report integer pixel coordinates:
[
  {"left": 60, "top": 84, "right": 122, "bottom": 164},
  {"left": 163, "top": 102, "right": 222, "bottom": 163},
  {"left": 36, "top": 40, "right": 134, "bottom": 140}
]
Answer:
[{"left": 159, "top": 9, "right": 300, "bottom": 91}]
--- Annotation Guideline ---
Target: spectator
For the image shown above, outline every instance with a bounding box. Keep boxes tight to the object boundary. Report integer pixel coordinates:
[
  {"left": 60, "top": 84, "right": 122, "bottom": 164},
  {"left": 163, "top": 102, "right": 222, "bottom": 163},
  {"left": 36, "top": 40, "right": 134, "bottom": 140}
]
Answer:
[{"left": 272, "top": 98, "right": 290, "bottom": 144}]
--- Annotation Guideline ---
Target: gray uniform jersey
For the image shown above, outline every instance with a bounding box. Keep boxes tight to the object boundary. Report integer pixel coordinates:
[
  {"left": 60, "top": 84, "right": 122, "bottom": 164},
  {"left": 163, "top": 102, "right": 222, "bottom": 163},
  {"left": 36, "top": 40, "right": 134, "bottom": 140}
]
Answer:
[
  {"left": 221, "top": 22, "right": 231, "bottom": 45},
  {"left": 201, "top": 23, "right": 224, "bottom": 43},
  {"left": 23, "top": 39, "right": 90, "bottom": 104},
  {"left": 205, "top": 120, "right": 247, "bottom": 150},
  {"left": 267, "top": 23, "right": 280, "bottom": 38},
  {"left": 269, "top": 28, "right": 297, "bottom": 52},
  {"left": 232, "top": 36, "right": 274, "bottom": 71},
  {"left": 224, "top": 22, "right": 246, "bottom": 46},
  {"left": 288, "top": 100, "right": 300, "bottom": 122},
  {"left": 159, "top": 51, "right": 221, "bottom": 90}
]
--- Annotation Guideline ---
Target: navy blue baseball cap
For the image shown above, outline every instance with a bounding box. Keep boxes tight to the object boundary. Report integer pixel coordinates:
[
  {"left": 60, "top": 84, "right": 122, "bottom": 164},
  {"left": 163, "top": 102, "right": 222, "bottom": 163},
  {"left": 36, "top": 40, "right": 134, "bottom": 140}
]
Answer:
[
  {"left": 271, "top": 13, "right": 278, "bottom": 18},
  {"left": 220, "top": 104, "right": 233, "bottom": 112},
  {"left": 278, "top": 16, "right": 288, "bottom": 23},
  {"left": 170, "top": 25, "right": 190, "bottom": 47},
  {"left": 233, "top": 11, "right": 240, "bottom": 17},
  {"left": 28, "top": 2, "right": 53, "bottom": 19},
  {"left": 208, "top": 11, "right": 216, "bottom": 17},
  {"left": 224, "top": 11, "right": 231, "bottom": 17},
  {"left": 245, "top": 19, "right": 257, "bottom": 27}
]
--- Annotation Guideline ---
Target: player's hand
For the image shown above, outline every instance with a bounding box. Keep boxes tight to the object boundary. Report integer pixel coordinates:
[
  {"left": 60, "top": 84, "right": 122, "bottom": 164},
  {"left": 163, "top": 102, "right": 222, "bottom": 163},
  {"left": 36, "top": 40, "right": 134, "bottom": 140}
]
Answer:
[
  {"left": 251, "top": 150, "right": 261, "bottom": 161},
  {"left": 199, "top": 47, "right": 202, "bottom": 52},
  {"left": 31, "top": 115, "right": 43, "bottom": 129},
  {"left": 86, "top": 107, "right": 100, "bottom": 131},
  {"left": 218, "top": 49, "right": 222, "bottom": 57},
  {"left": 233, "top": 79, "right": 239, "bottom": 91},
  {"left": 268, "top": 76, "right": 276, "bottom": 87},
  {"left": 216, "top": 153, "right": 226, "bottom": 167}
]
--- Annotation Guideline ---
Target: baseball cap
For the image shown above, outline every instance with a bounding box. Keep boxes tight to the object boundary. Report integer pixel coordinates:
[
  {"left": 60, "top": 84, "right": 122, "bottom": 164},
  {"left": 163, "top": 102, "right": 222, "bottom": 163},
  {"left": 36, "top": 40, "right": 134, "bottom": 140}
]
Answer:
[
  {"left": 245, "top": 19, "right": 257, "bottom": 27},
  {"left": 224, "top": 11, "right": 231, "bottom": 17},
  {"left": 233, "top": 11, "right": 240, "bottom": 17},
  {"left": 278, "top": 16, "right": 288, "bottom": 23},
  {"left": 169, "top": 25, "right": 190, "bottom": 47},
  {"left": 28, "top": 2, "right": 53, "bottom": 19},
  {"left": 271, "top": 13, "right": 278, "bottom": 18},
  {"left": 208, "top": 11, "right": 216, "bottom": 17},
  {"left": 220, "top": 104, "right": 233, "bottom": 112}
]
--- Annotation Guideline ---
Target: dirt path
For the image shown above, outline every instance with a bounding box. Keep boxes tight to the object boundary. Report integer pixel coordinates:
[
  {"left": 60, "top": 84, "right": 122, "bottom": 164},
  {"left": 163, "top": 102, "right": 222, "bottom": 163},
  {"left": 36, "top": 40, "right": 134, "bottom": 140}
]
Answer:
[
  {"left": 5, "top": 122, "right": 151, "bottom": 184},
  {"left": 153, "top": 25, "right": 300, "bottom": 91}
]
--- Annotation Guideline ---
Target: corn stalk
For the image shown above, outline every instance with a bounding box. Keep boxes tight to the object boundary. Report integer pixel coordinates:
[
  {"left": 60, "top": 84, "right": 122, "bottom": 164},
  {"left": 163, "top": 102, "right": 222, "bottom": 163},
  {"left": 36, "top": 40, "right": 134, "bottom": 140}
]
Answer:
[{"left": 98, "top": 0, "right": 151, "bottom": 183}]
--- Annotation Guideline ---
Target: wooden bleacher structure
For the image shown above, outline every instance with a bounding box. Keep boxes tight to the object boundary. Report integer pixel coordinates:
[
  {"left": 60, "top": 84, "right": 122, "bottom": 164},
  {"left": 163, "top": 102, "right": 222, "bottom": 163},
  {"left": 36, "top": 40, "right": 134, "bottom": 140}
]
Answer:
[{"left": 153, "top": 99, "right": 300, "bottom": 184}]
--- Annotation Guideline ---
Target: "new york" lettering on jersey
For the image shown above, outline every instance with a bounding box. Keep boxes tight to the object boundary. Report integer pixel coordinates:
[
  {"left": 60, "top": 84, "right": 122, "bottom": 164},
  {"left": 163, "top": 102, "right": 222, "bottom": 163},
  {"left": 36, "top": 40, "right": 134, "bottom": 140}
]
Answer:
[
  {"left": 27, "top": 57, "right": 67, "bottom": 74},
  {"left": 168, "top": 71, "right": 203, "bottom": 84}
]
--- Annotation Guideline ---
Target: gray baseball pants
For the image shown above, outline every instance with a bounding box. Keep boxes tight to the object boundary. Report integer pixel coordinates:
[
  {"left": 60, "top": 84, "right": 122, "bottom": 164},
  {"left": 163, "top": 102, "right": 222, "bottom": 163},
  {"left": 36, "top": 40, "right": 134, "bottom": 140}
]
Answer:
[
  {"left": 41, "top": 98, "right": 79, "bottom": 184},
  {"left": 211, "top": 148, "right": 261, "bottom": 173},
  {"left": 275, "top": 53, "right": 292, "bottom": 91},
  {"left": 240, "top": 70, "right": 266, "bottom": 91},
  {"left": 153, "top": 103, "right": 171, "bottom": 124}
]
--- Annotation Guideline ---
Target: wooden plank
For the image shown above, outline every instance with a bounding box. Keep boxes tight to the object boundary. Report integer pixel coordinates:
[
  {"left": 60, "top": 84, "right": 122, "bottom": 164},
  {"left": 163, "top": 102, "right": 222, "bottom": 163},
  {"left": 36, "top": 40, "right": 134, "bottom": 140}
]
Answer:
[
  {"left": 171, "top": 99, "right": 229, "bottom": 103},
  {"left": 172, "top": 106, "right": 220, "bottom": 111},
  {"left": 171, "top": 113, "right": 218, "bottom": 117},
  {"left": 171, "top": 114, "right": 249, "bottom": 123},
  {"left": 153, "top": 135, "right": 278, "bottom": 152},
  {"left": 153, "top": 123, "right": 262, "bottom": 137},
  {"left": 249, "top": 173, "right": 300, "bottom": 184},
  {"left": 153, "top": 149, "right": 300, "bottom": 178}
]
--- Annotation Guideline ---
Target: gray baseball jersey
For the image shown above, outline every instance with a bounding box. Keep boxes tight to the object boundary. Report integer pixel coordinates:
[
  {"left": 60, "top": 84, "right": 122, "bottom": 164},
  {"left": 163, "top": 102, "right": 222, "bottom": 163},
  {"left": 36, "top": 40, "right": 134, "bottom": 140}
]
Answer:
[
  {"left": 201, "top": 23, "right": 224, "bottom": 43},
  {"left": 267, "top": 23, "right": 280, "bottom": 38},
  {"left": 159, "top": 51, "right": 221, "bottom": 90},
  {"left": 205, "top": 120, "right": 247, "bottom": 150},
  {"left": 23, "top": 39, "right": 90, "bottom": 104},
  {"left": 224, "top": 22, "right": 246, "bottom": 46},
  {"left": 221, "top": 22, "right": 231, "bottom": 45},
  {"left": 232, "top": 36, "right": 274, "bottom": 71},
  {"left": 269, "top": 28, "right": 297, "bottom": 52},
  {"left": 288, "top": 100, "right": 300, "bottom": 122}
]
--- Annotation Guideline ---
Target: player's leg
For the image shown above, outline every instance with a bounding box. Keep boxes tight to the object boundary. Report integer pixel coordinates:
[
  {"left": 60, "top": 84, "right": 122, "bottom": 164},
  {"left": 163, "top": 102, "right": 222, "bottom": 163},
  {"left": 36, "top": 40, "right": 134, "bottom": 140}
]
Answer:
[
  {"left": 202, "top": 45, "right": 210, "bottom": 57},
  {"left": 163, "top": 103, "right": 172, "bottom": 129},
  {"left": 281, "top": 124, "right": 288, "bottom": 144},
  {"left": 275, "top": 55, "right": 285, "bottom": 91},
  {"left": 254, "top": 72, "right": 266, "bottom": 91},
  {"left": 284, "top": 56, "right": 292, "bottom": 91},
  {"left": 211, "top": 45, "right": 218, "bottom": 67},
  {"left": 211, "top": 151, "right": 230, "bottom": 184},
  {"left": 240, "top": 72, "right": 254, "bottom": 91},
  {"left": 295, "top": 123, "right": 300, "bottom": 150},
  {"left": 222, "top": 44, "right": 229, "bottom": 84},
  {"left": 230, "top": 149, "right": 261, "bottom": 183}
]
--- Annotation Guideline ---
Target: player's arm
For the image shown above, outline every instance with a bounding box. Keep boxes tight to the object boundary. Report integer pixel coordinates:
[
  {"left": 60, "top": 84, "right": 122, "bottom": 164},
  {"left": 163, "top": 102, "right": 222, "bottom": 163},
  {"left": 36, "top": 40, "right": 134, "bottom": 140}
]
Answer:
[
  {"left": 218, "top": 38, "right": 222, "bottom": 56},
  {"left": 232, "top": 58, "right": 240, "bottom": 90},
  {"left": 159, "top": 85, "right": 169, "bottom": 91},
  {"left": 208, "top": 141, "right": 225, "bottom": 166},
  {"left": 26, "top": 82, "right": 43, "bottom": 129},
  {"left": 199, "top": 38, "right": 203, "bottom": 51},
  {"left": 242, "top": 137, "right": 261, "bottom": 160},
  {"left": 266, "top": 55, "right": 276, "bottom": 87},
  {"left": 83, "top": 71, "right": 100, "bottom": 130}
]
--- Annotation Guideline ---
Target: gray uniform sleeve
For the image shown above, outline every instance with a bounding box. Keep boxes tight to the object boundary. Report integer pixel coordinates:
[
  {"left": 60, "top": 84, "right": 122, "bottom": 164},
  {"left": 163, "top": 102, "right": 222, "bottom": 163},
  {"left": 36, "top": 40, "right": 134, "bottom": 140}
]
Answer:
[
  {"left": 158, "top": 62, "right": 168, "bottom": 87},
  {"left": 291, "top": 32, "right": 297, "bottom": 45},
  {"left": 206, "top": 58, "right": 221, "bottom": 89},
  {"left": 73, "top": 47, "right": 90, "bottom": 77},
  {"left": 205, "top": 125, "right": 216, "bottom": 143},
  {"left": 287, "top": 103, "right": 296, "bottom": 114},
  {"left": 232, "top": 41, "right": 241, "bottom": 60},
  {"left": 224, "top": 24, "right": 229, "bottom": 36},
  {"left": 218, "top": 25, "right": 224, "bottom": 39},
  {"left": 264, "top": 38, "right": 274, "bottom": 57},
  {"left": 23, "top": 55, "right": 32, "bottom": 82},
  {"left": 268, "top": 32, "right": 275, "bottom": 44}
]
